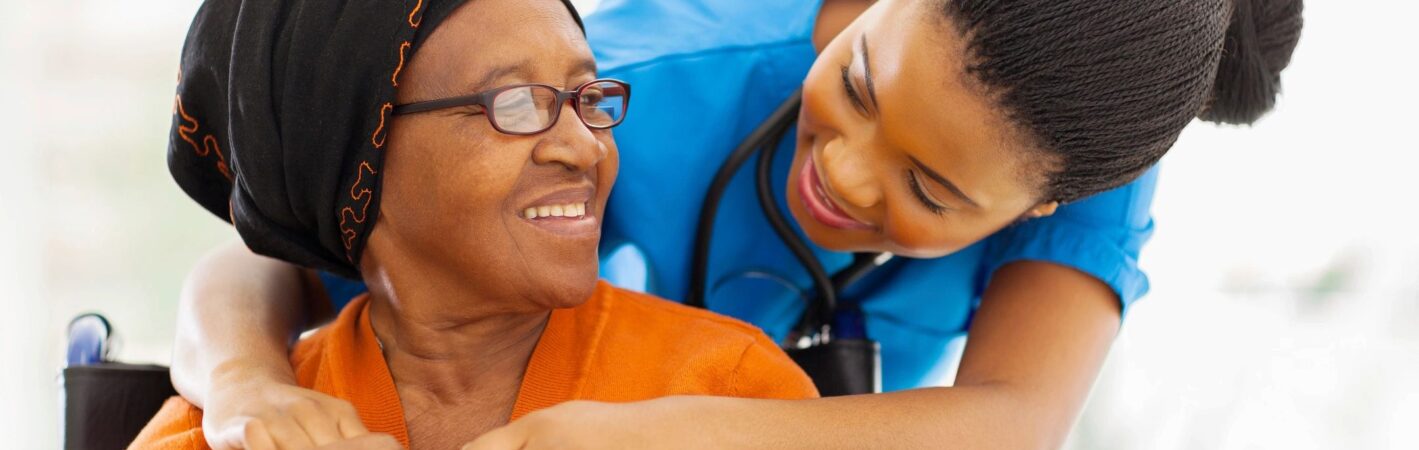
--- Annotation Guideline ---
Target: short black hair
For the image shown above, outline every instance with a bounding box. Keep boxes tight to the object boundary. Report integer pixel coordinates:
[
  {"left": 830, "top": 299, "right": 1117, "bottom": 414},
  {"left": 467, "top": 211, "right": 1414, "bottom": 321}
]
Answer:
[{"left": 940, "top": 0, "right": 1304, "bottom": 203}]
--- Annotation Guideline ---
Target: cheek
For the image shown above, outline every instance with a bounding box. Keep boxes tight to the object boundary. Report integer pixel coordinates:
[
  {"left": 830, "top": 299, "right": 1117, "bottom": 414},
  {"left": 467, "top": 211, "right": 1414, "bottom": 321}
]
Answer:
[
  {"left": 880, "top": 201, "right": 1019, "bottom": 258},
  {"left": 383, "top": 125, "right": 521, "bottom": 245},
  {"left": 595, "top": 134, "right": 619, "bottom": 206},
  {"left": 881, "top": 211, "right": 970, "bottom": 256}
]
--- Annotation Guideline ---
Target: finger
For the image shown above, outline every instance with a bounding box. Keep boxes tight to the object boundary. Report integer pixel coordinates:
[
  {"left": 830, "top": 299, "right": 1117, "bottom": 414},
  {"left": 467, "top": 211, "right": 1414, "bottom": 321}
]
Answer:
[
  {"left": 231, "top": 419, "right": 279, "bottom": 450},
  {"left": 287, "top": 400, "right": 344, "bottom": 445},
  {"left": 315, "top": 433, "right": 402, "bottom": 450},
  {"left": 261, "top": 416, "right": 317, "bottom": 450},
  {"left": 462, "top": 426, "right": 525, "bottom": 450},
  {"left": 330, "top": 401, "right": 370, "bottom": 439}
]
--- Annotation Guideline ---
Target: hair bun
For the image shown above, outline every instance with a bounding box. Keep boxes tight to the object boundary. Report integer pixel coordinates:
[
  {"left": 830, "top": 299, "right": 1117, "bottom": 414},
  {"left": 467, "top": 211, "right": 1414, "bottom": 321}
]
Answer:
[{"left": 1201, "top": 0, "right": 1304, "bottom": 125}]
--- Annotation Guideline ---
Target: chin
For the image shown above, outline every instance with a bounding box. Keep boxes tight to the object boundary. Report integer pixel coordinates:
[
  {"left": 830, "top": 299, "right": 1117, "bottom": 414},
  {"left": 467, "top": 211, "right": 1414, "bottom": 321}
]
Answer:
[{"left": 531, "top": 263, "right": 601, "bottom": 310}]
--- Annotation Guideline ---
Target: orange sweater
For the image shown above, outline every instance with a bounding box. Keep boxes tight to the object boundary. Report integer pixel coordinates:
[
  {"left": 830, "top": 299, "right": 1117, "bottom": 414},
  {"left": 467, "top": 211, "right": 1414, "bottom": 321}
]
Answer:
[{"left": 130, "top": 281, "right": 817, "bottom": 449}]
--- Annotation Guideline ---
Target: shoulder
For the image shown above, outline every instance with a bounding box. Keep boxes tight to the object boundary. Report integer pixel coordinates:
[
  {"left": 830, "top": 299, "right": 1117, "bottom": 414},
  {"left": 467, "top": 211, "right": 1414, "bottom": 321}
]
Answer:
[
  {"left": 291, "top": 324, "right": 334, "bottom": 364},
  {"left": 588, "top": 282, "right": 818, "bottom": 399},
  {"left": 127, "top": 396, "right": 208, "bottom": 450},
  {"left": 587, "top": 0, "right": 822, "bottom": 73},
  {"left": 288, "top": 294, "right": 370, "bottom": 386},
  {"left": 595, "top": 281, "right": 771, "bottom": 343},
  {"left": 982, "top": 167, "right": 1161, "bottom": 309}
]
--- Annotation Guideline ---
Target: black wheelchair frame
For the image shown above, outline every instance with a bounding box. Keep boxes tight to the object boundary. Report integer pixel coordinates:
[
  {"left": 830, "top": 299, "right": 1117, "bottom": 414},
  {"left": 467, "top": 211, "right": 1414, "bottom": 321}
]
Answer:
[{"left": 61, "top": 313, "right": 177, "bottom": 450}]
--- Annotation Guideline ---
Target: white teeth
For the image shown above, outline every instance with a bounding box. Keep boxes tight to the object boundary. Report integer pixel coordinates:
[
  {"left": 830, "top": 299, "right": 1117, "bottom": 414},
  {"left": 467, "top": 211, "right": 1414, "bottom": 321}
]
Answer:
[{"left": 524, "top": 202, "right": 588, "bottom": 219}]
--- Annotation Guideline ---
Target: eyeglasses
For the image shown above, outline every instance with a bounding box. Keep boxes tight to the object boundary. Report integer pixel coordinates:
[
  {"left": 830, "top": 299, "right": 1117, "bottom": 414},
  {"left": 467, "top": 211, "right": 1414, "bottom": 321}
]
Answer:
[{"left": 393, "top": 78, "right": 631, "bottom": 135}]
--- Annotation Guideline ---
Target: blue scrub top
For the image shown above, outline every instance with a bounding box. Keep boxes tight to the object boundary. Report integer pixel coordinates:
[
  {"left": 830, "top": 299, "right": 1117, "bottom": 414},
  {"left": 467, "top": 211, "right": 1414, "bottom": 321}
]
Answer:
[{"left": 321, "top": 0, "right": 1158, "bottom": 391}]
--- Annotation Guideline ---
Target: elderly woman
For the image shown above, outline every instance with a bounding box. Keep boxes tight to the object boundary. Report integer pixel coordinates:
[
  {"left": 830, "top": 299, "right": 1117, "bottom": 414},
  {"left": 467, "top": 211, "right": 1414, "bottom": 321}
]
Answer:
[{"left": 132, "top": 0, "right": 817, "bottom": 448}]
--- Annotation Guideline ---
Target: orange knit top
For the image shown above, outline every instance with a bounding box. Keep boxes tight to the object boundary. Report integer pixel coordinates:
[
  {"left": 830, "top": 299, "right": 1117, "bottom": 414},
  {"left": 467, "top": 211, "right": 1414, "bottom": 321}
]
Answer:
[{"left": 129, "top": 281, "right": 818, "bottom": 449}]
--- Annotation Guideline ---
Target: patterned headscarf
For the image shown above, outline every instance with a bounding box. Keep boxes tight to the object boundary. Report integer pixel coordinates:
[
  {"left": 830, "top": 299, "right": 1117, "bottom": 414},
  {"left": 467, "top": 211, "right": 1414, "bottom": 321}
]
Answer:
[{"left": 169, "top": 0, "right": 585, "bottom": 278}]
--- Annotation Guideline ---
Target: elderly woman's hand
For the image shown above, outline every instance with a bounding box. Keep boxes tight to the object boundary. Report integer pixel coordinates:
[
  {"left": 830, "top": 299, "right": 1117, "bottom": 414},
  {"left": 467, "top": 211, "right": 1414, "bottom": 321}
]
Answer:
[{"left": 204, "top": 372, "right": 370, "bottom": 450}]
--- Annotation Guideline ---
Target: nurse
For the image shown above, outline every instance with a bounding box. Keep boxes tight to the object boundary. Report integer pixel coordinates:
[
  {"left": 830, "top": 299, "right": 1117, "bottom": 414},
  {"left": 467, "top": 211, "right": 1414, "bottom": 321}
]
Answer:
[{"left": 170, "top": 0, "right": 1304, "bottom": 448}]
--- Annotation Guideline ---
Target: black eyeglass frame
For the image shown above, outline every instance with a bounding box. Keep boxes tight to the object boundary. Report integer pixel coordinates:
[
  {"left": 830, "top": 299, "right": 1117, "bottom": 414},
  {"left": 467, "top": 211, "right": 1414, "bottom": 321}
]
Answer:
[{"left": 392, "top": 78, "right": 631, "bottom": 136}]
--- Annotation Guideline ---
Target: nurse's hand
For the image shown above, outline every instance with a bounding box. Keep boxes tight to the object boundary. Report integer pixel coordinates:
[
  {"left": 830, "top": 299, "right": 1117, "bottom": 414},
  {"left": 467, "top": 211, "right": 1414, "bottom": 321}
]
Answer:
[
  {"left": 313, "top": 433, "right": 403, "bottom": 450},
  {"left": 205, "top": 372, "right": 369, "bottom": 450},
  {"left": 463, "top": 397, "right": 728, "bottom": 450}
]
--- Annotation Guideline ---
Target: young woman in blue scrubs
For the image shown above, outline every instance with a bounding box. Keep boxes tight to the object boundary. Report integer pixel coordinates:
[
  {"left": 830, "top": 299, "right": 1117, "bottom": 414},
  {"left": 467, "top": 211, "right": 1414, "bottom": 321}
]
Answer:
[{"left": 169, "top": 0, "right": 1303, "bottom": 448}]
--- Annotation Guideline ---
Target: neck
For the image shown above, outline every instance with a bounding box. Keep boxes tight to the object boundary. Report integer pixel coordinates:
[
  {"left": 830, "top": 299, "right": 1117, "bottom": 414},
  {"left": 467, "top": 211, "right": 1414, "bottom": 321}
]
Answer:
[
  {"left": 363, "top": 261, "right": 548, "bottom": 406},
  {"left": 368, "top": 296, "right": 547, "bottom": 402},
  {"left": 814, "top": 0, "right": 874, "bottom": 52}
]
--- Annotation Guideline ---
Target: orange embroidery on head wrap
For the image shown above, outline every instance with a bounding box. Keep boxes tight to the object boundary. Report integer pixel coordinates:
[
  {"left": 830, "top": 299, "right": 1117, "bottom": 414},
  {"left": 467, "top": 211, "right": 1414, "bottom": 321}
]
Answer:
[
  {"left": 338, "top": 161, "right": 378, "bottom": 251},
  {"left": 371, "top": 103, "right": 394, "bottom": 149},
  {"left": 409, "top": 0, "right": 424, "bottom": 28},
  {"left": 393, "top": 41, "right": 411, "bottom": 87},
  {"left": 175, "top": 94, "right": 234, "bottom": 180}
]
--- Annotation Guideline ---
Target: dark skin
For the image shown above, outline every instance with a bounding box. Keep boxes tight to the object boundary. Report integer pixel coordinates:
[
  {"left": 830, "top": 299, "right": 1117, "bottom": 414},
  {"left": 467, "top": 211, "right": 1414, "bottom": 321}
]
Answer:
[
  {"left": 171, "top": 0, "right": 616, "bottom": 448},
  {"left": 790, "top": 0, "right": 1057, "bottom": 258},
  {"left": 174, "top": 0, "right": 1121, "bottom": 448},
  {"left": 362, "top": 0, "right": 615, "bottom": 447}
]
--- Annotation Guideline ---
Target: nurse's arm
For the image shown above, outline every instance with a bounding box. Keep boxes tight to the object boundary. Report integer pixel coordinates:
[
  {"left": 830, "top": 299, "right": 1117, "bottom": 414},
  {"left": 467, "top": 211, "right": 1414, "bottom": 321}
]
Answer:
[
  {"left": 473, "top": 260, "right": 1119, "bottom": 449},
  {"left": 170, "top": 239, "right": 367, "bottom": 448},
  {"left": 756, "top": 260, "right": 1118, "bottom": 447}
]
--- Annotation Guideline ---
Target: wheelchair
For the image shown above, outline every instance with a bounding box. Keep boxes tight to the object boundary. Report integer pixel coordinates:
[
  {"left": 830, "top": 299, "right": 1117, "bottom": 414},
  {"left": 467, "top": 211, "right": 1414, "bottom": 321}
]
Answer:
[{"left": 61, "top": 313, "right": 177, "bottom": 450}]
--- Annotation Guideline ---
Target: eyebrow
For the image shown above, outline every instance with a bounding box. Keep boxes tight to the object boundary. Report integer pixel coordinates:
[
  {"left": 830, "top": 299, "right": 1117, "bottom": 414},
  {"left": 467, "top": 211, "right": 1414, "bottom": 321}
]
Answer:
[
  {"left": 467, "top": 58, "right": 599, "bottom": 93},
  {"left": 908, "top": 155, "right": 980, "bottom": 208},
  {"left": 858, "top": 34, "right": 880, "bottom": 111}
]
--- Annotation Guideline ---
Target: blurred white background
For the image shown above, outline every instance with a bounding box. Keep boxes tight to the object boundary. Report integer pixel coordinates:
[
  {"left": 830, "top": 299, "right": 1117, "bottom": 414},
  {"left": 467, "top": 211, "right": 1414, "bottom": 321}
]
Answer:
[{"left": 2, "top": 0, "right": 1416, "bottom": 448}]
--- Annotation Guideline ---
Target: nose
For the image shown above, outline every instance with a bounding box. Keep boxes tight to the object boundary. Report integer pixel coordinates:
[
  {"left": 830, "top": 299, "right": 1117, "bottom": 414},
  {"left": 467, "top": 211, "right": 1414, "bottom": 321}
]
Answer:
[
  {"left": 530, "top": 100, "right": 607, "bottom": 172},
  {"left": 819, "top": 138, "right": 883, "bottom": 209}
]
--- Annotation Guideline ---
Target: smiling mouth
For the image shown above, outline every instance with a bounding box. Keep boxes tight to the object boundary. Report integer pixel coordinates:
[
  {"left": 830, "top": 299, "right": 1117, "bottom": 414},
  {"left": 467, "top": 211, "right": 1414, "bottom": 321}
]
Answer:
[
  {"left": 518, "top": 202, "right": 598, "bottom": 237},
  {"left": 798, "top": 157, "right": 873, "bottom": 231},
  {"left": 523, "top": 202, "right": 588, "bottom": 220},
  {"left": 518, "top": 183, "right": 600, "bottom": 238}
]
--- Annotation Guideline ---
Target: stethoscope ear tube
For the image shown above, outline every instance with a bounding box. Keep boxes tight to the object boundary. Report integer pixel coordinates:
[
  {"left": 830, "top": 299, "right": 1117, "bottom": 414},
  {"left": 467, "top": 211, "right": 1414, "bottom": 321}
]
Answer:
[
  {"left": 689, "top": 90, "right": 890, "bottom": 395},
  {"left": 687, "top": 91, "right": 807, "bottom": 309},
  {"left": 689, "top": 89, "right": 894, "bottom": 338},
  {"left": 752, "top": 100, "right": 838, "bottom": 338}
]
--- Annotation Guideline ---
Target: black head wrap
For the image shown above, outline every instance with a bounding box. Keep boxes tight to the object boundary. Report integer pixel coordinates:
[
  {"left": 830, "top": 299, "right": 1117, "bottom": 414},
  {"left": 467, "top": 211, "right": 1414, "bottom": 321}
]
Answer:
[{"left": 169, "top": 0, "right": 585, "bottom": 278}]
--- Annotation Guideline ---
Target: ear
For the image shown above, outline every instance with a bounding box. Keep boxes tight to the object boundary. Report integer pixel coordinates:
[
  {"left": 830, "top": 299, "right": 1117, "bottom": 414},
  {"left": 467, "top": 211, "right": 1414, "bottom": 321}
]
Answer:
[{"left": 1023, "top": 201, "right": 1059, "bottom": 219}]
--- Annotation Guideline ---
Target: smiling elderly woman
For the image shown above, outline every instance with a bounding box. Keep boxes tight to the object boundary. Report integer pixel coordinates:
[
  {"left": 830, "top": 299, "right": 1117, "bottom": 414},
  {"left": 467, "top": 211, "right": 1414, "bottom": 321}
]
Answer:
[{"left": 132, "top": 0, "right": 816, "bottom": 448}]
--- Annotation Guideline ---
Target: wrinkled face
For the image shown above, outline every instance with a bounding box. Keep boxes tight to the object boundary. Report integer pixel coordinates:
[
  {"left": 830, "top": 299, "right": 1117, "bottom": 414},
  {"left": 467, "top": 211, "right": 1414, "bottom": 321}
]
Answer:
[
  {"left": 790, "top": 0, "right": 1057, "bottom": 258},
  {"left": 371, "top": 0, "right": 617, "bottom": 311}
]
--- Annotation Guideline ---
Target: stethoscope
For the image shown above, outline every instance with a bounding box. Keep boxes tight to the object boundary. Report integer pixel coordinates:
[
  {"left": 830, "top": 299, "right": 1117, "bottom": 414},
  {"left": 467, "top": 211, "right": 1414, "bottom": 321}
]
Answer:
[{"left": 684, "top": 90, "right": 896, "bottom": 395}]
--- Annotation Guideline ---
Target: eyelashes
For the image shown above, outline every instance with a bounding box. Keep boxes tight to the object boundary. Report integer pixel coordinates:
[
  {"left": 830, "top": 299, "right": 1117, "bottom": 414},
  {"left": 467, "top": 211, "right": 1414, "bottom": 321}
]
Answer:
[
  {"left": 841, "top": 64, "right": 868, "bottom": 115},
  {"left": 839, "top": 61, "right": 944, "bottom": 218},
  {"left": 907, "top": 170, "right": 948, "bottom": 216}
]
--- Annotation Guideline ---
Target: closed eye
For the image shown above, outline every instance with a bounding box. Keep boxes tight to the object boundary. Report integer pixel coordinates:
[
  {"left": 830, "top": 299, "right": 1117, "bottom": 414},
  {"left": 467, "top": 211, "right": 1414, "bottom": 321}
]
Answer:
[
  {"left": 907, "top": 170, "right": 950, "bottom": 216},
  {"left": 841, "top": 64, "right": 869, "bottom": 116}
]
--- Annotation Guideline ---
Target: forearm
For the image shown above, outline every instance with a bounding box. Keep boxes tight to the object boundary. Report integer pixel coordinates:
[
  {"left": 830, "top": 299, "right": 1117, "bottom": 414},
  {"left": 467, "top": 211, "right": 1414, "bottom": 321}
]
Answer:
[
  {"left": 170, "top": 239, "right": 314, "bottom": 408},
  {"left": 686, "top": 385, "right": 1052, "bottom": 449},
  {"left": 683, "top": 261, "right": 1121, "bottom": 449}
]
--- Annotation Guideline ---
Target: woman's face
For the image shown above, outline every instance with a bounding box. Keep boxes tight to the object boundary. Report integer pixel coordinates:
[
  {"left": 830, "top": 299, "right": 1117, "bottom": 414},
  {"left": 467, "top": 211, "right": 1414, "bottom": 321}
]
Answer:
[
  {"left": 790, "top": 0, "right": 1057, "bottom": 258},
  {"left": 371, "top": 0, "right": 617, "bottom": 311}
]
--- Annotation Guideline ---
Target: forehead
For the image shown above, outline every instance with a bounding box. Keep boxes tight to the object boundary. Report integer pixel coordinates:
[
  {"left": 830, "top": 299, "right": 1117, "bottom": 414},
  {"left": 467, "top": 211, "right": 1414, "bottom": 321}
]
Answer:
[
  {"left": 869, "top": 4, "right": 1040, "bottom": 203},
  {"left": 402, "top": 0, "right": 592, "bottom": 98}
]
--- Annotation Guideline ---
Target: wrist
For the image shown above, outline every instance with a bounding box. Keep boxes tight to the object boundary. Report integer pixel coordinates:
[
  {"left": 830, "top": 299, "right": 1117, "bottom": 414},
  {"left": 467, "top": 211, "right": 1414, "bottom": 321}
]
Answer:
[
  {"left": 209, "top": 357, "right": 298, "bottom": 396},
  {"left": 652, "top": 396, "right": 771, "bottom": 448}
]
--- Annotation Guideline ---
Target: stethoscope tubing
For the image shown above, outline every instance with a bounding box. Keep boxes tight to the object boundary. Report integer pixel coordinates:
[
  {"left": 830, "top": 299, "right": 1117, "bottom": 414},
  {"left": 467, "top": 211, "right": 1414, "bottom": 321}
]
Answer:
[{"left": 689, "top": 90, "right": 895, "bottom": 344}]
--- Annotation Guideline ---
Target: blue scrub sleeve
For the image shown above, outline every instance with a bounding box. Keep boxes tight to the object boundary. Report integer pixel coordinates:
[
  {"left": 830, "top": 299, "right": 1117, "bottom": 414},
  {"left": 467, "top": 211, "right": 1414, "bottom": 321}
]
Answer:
[
  {"left": 980, "top": 167, "right": 1159, "bottom": 315},
  {"left": 316, "top": 271, "right": 368, "bottom": 312}
]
